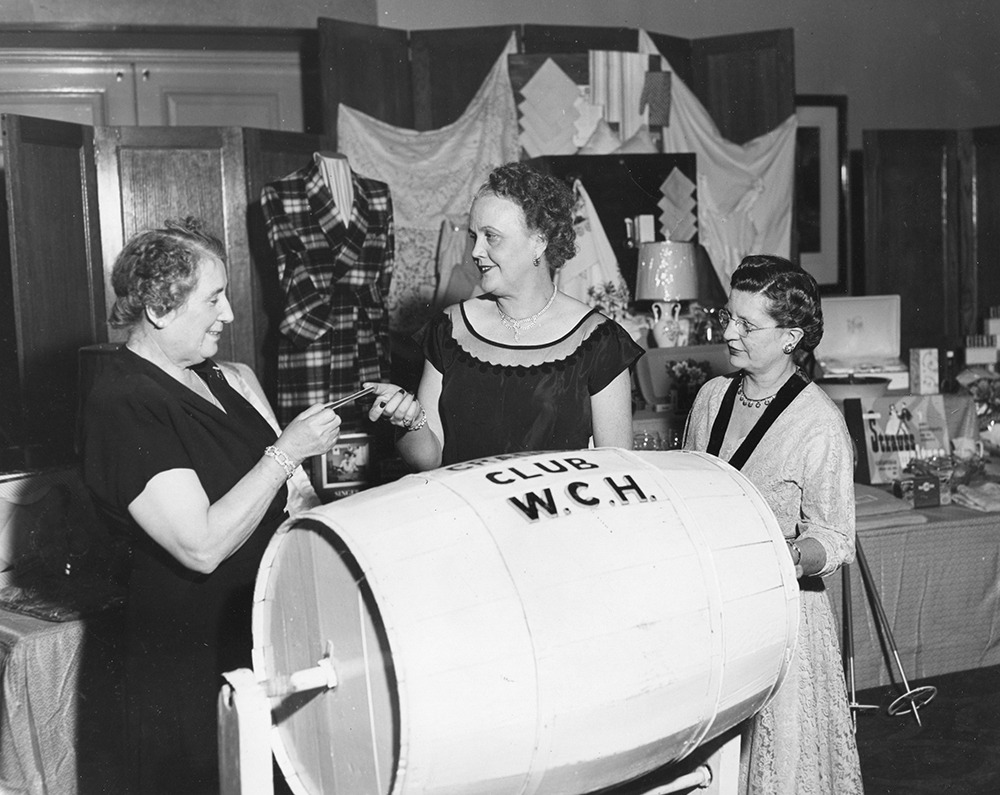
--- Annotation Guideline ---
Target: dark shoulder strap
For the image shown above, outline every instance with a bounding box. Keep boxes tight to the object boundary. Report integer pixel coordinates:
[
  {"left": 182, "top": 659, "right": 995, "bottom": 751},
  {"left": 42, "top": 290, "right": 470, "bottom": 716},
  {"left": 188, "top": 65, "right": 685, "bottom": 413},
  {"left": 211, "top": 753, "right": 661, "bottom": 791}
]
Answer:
[
  {"left": 709, "top": 371, "right": 810, "bottom": 471},
  {"left": 707, "top": 374, "right": 741, "bottom": 457}
]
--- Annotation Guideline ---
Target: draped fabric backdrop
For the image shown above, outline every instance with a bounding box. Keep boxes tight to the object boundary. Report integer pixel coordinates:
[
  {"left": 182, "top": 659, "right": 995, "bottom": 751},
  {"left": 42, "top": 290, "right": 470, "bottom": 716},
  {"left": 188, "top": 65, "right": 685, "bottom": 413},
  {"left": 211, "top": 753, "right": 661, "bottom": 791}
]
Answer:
[{"left": 337, "top": 30, "right": 796, "bottom": 330}]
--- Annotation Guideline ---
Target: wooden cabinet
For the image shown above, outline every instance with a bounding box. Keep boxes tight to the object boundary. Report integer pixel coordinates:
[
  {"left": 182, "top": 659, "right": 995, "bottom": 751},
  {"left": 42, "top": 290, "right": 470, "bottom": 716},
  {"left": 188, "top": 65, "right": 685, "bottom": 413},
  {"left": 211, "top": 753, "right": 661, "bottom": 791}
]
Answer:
[
  {"left": 2, "top": 113, "right": 333, "bottom": 466},
  {"left": 863, "top": 126, "right": 1000, "bottom": 354},
  {"left": 0, "top": 49, "right": 303, "bottom": 132}
]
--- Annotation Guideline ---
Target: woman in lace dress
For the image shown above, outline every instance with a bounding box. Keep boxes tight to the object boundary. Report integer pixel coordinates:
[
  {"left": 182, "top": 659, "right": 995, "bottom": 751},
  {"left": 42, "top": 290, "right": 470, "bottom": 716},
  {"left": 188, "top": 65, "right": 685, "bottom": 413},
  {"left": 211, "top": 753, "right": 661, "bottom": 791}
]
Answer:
[
  {"left": 683, "top": 255, "right": 864, "bottom": 795},
  {"left": 365, "top": 161, "right": 642, "bottom": 466}
]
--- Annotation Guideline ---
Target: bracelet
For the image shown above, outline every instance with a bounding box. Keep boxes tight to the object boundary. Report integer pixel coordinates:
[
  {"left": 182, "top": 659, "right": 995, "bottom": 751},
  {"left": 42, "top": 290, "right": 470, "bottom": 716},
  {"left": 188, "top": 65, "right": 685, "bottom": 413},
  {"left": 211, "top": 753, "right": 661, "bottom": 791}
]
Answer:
[
  {"left": 788, "top": 540, "right": 803, "bottom": 566},
  {"left": 403, "top": 407, "right": 428, "bottom": 433},
  {"left": 264, "top": 445, "right": 296, "bottom": 480}
]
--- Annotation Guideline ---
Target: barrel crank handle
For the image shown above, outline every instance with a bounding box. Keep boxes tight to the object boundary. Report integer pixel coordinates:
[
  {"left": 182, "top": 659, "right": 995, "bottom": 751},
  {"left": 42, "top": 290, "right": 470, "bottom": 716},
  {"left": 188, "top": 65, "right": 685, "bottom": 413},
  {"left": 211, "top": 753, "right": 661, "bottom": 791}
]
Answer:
[{"left": 264, "top": 641, "right": 339, "bottom": 699}]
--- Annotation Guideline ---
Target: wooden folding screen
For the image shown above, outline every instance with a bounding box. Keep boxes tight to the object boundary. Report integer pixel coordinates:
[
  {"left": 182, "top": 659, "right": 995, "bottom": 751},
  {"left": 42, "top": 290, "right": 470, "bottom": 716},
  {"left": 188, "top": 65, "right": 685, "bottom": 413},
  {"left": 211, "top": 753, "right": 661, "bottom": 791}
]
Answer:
[{"left": 1, "top": 114, "right": 104, "bottom": 467}]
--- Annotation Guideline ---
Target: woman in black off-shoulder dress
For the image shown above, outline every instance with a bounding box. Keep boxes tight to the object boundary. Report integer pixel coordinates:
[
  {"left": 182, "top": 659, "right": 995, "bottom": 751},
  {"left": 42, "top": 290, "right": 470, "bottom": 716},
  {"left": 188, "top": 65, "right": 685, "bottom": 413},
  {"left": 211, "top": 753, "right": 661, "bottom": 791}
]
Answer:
[{"left": 365, "top": 162, "right": 642, "bottom": 465}]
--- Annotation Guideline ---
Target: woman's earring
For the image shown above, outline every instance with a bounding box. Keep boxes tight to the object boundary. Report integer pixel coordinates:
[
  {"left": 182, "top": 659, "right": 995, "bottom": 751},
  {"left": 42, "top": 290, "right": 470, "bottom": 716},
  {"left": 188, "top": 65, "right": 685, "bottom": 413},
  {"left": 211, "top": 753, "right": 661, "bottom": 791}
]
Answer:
[
  {"left": 783, "top": 344, "right": 794, "bottom": 354},
  {"left": 533, "top": 255, "right": 541, "bottom": 267}
]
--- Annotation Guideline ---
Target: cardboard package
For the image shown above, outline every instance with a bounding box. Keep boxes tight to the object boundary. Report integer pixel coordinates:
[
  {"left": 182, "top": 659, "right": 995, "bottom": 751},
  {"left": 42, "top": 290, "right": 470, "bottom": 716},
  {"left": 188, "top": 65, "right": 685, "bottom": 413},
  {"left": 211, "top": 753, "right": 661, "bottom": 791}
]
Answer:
[{"left": 843, "top": 394, "right": 951, "bottom": 485}]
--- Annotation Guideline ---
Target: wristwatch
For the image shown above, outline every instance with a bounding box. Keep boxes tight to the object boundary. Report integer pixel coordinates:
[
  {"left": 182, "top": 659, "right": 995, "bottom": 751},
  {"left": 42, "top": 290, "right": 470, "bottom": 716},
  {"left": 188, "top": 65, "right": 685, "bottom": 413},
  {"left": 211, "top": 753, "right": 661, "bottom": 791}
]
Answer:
[{"left": 788, "top": 540, "right": 802, "bottom": 566}]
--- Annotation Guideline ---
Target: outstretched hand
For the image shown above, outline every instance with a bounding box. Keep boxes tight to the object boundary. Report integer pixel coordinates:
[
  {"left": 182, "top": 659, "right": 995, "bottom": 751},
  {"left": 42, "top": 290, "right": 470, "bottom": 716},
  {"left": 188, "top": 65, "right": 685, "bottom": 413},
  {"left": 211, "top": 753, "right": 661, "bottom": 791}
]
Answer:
[
  {"left": 364, "top": 382, "right": 423, "bottom": 430},
  {"left": 276, "top": 403, "right": 343, "bottom": 464}
]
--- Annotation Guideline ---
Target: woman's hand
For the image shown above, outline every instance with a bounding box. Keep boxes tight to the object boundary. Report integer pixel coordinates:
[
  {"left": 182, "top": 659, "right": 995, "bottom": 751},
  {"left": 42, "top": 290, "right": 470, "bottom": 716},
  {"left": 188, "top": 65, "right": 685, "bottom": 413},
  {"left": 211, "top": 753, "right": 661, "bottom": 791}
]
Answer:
[
  {"left": 274, "top": 403, "right": 343, "bottom": 464},
  {"left": 364, "top": 382, "right": 424, "bottom": 430}
]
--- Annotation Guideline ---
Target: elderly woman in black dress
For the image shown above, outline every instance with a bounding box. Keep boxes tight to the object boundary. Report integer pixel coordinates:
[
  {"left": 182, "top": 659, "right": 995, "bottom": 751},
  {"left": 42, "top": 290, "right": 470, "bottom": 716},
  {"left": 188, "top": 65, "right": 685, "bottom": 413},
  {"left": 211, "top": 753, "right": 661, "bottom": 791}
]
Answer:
[
  {"left": 81, "top": 218, "right": 342, "bottom": 794},
  {"left": 366, "top": 162, "right": 642, "bottom": 466}
]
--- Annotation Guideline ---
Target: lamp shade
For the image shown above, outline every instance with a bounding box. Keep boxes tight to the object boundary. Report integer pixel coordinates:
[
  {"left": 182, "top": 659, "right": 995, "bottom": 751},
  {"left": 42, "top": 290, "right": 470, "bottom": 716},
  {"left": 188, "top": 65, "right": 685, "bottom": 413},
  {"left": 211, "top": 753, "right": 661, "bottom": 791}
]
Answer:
[{"left": 635, "top": 242, "right": 698, "bottom": 302}]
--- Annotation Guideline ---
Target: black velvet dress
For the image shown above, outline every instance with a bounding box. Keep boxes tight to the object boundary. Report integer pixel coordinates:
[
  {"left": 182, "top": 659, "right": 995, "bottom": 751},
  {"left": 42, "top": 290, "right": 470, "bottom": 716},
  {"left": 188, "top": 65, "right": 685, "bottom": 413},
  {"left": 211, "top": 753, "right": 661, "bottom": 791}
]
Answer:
[
  {"left": 421, "top": 303, "right": 644, "bottom": 465},
  {"left": 81, "top": 348, "right": 286, "bottom": 795}
]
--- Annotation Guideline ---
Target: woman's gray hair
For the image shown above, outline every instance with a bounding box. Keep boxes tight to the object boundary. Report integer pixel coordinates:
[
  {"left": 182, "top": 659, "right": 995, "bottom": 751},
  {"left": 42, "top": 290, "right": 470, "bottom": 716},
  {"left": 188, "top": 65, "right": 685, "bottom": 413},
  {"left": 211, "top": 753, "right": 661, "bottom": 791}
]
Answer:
[{"left": 108, "top": 217, "right": 226, "bottom": 330}]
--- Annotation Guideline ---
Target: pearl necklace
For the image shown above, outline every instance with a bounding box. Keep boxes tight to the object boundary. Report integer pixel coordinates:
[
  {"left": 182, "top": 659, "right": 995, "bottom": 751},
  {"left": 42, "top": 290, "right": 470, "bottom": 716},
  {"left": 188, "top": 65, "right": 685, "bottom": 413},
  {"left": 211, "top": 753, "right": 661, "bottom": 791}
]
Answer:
[
  {"left": 737, "top": 378, "right": 776, "bottom": 409},
  {"left": 497, "top": 286, "right": 557, "bottom": 342}
]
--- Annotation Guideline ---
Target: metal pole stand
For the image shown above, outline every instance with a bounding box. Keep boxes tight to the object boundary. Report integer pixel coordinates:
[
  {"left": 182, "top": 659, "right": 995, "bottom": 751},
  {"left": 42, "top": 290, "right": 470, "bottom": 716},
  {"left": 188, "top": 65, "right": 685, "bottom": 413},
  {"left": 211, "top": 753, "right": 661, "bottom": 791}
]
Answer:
[{"left": 842, "top": 538, "right": 937, "bottom": 728}]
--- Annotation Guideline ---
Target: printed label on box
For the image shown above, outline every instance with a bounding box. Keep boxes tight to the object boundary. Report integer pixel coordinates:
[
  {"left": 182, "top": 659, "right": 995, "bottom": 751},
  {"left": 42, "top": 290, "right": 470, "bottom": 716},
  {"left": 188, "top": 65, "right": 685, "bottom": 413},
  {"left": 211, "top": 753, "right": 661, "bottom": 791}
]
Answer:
[
  {"left": 909, "top": 348, "right": 939, "bottom": 395},
  {"left": 843, "top": 395, "right": 951, "bottom": 484}
]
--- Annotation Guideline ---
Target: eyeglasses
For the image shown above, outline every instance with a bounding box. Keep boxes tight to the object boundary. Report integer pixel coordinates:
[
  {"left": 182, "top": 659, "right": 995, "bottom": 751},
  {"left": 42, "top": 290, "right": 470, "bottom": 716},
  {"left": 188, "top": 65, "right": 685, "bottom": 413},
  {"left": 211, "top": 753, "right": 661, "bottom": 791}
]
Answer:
[{"left": 717, "top": 308, "right": 781, "bottom": 339}]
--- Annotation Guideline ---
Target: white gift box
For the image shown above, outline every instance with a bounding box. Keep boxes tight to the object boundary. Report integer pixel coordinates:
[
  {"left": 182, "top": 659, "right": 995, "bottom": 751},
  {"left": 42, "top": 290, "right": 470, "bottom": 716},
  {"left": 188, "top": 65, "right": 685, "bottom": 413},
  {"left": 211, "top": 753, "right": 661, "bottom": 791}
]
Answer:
[{"left": 814, "top": 295, "right": 910, "bottom": 391}]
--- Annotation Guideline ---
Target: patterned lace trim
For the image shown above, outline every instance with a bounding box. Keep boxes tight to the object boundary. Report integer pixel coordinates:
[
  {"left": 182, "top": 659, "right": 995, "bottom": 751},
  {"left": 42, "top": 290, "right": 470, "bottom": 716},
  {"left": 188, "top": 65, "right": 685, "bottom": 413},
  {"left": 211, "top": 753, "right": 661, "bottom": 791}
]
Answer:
[{"left": 441, "top": 312, "right": 616, "bottom": 376}]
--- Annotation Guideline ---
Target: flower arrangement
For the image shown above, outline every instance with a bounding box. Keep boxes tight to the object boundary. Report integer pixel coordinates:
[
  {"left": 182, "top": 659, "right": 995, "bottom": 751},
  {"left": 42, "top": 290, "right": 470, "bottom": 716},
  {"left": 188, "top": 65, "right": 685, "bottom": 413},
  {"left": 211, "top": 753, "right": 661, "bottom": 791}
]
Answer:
[
  {"left": 966, "top": 375, "right": 1000, "bottom": 426},
  {"left": 669, "top": 359, "right": 713, "bottom": 390},
  {"left": 668, "top": 359, "right": 713, "bottom": 412},
  {"left": 965, "top": 374, "right": 1000, "bottom": 452},
  {"left": 586, "top": 281, "right": 632, "bottom": 322}
]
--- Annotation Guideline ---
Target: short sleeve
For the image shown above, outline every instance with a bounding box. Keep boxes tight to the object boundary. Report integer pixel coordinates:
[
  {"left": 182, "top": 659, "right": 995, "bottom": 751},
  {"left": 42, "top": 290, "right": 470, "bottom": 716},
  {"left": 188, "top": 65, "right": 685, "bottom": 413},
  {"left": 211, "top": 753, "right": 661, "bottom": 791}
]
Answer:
[
  {"left": 416, "top": 311, "right": 455, "bottom": 373},
  {"left": 83, "top": 382, "right": 197, "bottom": 512},
  {"left": 586, "top": 319, "right": 644, "bottom": 395}
]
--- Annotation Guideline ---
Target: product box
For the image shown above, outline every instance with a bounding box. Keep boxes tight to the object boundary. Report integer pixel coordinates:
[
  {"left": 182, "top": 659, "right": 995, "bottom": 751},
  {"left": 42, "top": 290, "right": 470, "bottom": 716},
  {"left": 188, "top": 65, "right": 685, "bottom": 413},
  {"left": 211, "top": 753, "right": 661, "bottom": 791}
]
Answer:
[
  {"left": 814, "top": 295, "right": 909, "bottom": 391},
  {"left": 843, "top": 394, "right": 951, "bottom": 485},
  {"left": 892, "top": 475, "right": 942, "bottom": 508},
  {"left": 909, "top": 348, "right": 940, "bottom": 395}
]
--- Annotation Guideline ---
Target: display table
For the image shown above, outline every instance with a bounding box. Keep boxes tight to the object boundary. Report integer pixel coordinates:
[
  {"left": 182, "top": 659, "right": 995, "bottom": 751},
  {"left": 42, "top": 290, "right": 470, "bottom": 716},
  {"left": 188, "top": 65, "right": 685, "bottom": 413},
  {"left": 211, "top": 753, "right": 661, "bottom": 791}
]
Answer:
[
  {"left": 0, "top": 605, "right": 125, "bottom": 795},
  {"left": 0, "top": 609, "right": 84, "bottom": 795},
  {"left": 825, "top": 503, "right": 1000, "bottom": 692}
]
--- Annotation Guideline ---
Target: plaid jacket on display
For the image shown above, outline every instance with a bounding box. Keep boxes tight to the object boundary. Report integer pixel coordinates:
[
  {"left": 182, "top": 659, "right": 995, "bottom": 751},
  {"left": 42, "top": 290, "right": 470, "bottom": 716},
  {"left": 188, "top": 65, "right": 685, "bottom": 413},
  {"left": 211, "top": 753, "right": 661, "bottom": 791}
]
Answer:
[{"left": 261, "top": 159, "right": 393, "bottom": 426}]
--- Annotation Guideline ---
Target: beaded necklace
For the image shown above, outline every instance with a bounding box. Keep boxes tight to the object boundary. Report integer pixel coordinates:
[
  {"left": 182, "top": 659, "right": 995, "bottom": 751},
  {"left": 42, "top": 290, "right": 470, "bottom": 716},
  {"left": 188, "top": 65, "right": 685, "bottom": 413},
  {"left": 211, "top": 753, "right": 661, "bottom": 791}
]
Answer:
[
  {"left": 736, "top": 377, "right": 777, "bottom": 409},
  {"left": 496, "top": 285, "right": 557, "bottom": 342}
]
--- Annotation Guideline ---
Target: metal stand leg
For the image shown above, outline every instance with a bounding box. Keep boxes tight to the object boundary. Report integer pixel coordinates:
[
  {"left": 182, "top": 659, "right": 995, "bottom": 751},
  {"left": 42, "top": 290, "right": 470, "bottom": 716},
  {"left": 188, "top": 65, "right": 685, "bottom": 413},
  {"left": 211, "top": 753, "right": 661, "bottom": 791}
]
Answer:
[
  {"left": 841, "top": 562, "right": 878, "bottom": 730},
  {"left": 851, "top": 538, "right": 938, "bottom": 727}
]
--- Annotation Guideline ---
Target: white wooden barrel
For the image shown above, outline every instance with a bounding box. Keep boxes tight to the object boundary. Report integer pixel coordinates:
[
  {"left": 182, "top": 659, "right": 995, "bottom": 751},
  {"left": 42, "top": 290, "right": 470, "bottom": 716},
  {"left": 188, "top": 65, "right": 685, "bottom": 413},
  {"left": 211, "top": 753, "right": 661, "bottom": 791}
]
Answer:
[{"left": 252, "top": 448, "right": 799, "bottom": 795}]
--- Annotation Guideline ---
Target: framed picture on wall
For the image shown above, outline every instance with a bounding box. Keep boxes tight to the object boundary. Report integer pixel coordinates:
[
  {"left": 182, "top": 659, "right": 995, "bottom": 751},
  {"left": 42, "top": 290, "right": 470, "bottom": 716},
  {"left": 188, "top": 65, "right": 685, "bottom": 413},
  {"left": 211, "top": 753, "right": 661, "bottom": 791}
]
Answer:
[{"left": 795, "top": 95, "right": 849, "bottom": 293}]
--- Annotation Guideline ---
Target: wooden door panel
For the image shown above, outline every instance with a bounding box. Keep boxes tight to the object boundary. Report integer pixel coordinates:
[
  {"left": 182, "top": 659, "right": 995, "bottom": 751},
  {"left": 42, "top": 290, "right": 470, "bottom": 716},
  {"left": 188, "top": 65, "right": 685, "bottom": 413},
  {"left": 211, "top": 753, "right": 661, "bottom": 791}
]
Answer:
[
  {"left": 94, "top": 126, "right": 249, "bottom": 365},
  {"left": 690, "top": 29, "right": 795, "bottom": 144},
  {"left": 2, "top": 113, "right": 104, "bottom": 465},
  {"left": 409, "top": 25, "right": 518, "bottom": 130},
  {"left": 864, "top": 129, "right": 961, "bottom": 352},
  {"left": 134, "top": 51, "right": 304, "bottom": 131},
  {"left": 0, "top": 53, "right": 137, "bottom": 128},
  {"left": 242, "top": 128, "right": 336, "bottom": 401},
  {"left": 318, "top": 18, "right": 413, "bottom": 143}
]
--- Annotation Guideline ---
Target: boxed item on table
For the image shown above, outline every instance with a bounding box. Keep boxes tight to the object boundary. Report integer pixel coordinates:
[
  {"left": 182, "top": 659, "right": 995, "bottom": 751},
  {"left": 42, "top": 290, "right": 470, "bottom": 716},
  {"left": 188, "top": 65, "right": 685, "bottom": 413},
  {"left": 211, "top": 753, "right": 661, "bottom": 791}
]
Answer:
[
  {"left": 892, "top": 475, "right": 942, "bottom": 508},
  {"left": 814, "top": 295, "right": 909, "bottom": 391},
  {"left": 909, "top": 348, "right": 940, "bottom": 395},
  {"left": 842, "top": 394, "right": 950, "bottom": 485}
]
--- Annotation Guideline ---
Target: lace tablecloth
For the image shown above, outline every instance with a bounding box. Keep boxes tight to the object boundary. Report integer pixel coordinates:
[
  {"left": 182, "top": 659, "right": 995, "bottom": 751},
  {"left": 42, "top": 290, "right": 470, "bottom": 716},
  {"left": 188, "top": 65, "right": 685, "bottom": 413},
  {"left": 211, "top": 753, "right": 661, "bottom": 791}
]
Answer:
[
  {"left": 0, "top": 609, "right": 84, "bottom": 795},
  {"left": 826, "top": 503, "right": 1000, "bottom": 690}
]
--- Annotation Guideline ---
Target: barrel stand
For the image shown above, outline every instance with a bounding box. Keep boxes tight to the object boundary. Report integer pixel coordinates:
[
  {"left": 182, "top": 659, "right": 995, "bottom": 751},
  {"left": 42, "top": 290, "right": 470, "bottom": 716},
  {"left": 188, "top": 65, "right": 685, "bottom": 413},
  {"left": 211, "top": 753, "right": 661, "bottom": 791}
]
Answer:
[
  {"left": 217, "top": 666, "right": 739, "bottom": 795},
  {"left": 841, "top": 538, "right": 937, "bottom": 729}
]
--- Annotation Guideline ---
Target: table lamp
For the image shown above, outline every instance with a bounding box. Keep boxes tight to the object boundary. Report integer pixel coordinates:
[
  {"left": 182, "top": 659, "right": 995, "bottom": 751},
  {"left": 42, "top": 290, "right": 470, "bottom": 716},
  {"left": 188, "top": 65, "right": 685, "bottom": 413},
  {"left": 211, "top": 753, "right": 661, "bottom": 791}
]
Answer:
[{"left": 635, "top": 241, "right": 698, "bottom": 347}]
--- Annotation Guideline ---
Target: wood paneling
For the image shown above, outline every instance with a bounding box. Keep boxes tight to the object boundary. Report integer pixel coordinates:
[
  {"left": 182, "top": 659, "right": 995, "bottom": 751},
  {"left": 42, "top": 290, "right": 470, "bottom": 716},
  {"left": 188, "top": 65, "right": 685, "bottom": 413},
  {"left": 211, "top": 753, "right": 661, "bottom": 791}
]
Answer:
[
  {"left": 2, "top": 114, "right": 105, "bottom": 466},
  {"left": 521, "top": 24, "right": 637, "bottom": 54},
  {"left": 645, "top": 31, "right": 694, "bottom": 88},
  {"left": 690, "top": 29, "right": 795, "bottom": 145},
  {"left": 93, "top": 125, "right": 250, "bottom": 365},
  {"left": 409, "top": 25, "right": 518, "bottom": 131},
  {"left": 863, "top": 129, "right": 962, "bottom": 353},
  {"left": 318, "top": 18, "right": 413, "bottom": 143},
  {"left": 970, "top": 126, "right": 1000, "bottom": 328}
]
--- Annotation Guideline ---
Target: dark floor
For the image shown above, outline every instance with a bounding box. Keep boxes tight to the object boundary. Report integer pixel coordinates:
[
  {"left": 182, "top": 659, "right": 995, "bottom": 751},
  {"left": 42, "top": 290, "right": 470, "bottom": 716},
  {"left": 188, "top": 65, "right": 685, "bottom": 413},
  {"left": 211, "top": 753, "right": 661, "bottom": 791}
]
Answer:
[{"left": 854, "top": 665, "right": 1000, "bottom": 795}]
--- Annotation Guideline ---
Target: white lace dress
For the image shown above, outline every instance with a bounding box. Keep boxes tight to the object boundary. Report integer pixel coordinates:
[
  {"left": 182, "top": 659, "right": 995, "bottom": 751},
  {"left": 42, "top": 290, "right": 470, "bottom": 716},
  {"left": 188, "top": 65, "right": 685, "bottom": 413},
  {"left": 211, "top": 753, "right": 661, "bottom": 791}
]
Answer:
[{"left": 684, "top": 375, "right": 865, "bottom": 795}]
